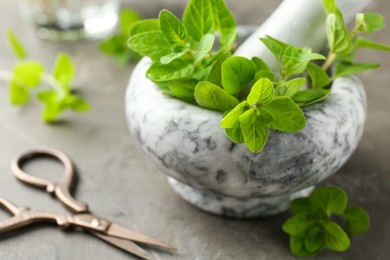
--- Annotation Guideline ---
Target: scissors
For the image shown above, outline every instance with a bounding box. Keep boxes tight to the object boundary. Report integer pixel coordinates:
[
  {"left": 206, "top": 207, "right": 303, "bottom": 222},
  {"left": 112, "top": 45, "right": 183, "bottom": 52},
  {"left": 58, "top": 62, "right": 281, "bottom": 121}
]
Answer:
[{"left": 0, "top": 148, "right": 175, "bottom": 260}]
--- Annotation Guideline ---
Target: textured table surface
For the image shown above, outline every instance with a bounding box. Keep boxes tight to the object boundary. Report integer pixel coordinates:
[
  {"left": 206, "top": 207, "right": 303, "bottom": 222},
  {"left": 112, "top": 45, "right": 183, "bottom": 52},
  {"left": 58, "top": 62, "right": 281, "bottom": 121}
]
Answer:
[{"left": 0, "top": 1, "right": 389, "bottom": 259}]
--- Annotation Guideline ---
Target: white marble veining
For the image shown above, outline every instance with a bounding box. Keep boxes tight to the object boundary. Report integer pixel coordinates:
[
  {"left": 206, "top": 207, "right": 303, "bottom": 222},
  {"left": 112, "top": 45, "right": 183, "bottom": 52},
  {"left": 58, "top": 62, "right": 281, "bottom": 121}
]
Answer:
[{"left": 125, "top": 56, "right": 366, "bottom": 217}]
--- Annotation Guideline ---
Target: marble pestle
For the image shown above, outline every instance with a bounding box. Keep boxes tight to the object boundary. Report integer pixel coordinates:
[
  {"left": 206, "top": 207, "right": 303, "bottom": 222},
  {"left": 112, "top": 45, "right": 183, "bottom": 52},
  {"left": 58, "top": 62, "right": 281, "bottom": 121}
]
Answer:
[{"left": 235, "top": 0, "right": 373, "bottom": 70}]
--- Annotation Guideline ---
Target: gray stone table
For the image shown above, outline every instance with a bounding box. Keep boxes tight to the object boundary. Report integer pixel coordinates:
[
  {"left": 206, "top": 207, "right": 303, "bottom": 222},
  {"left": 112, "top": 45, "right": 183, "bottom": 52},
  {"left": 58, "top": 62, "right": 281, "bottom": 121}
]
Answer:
[{"left": 0, "top": 1, "right": 389, "bottom": 259}]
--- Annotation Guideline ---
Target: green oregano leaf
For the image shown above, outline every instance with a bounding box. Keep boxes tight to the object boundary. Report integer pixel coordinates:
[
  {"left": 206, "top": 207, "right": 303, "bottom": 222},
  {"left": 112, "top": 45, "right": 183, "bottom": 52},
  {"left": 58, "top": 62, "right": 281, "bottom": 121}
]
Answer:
[
  {"left": 9, "top": 80, "right": 30, "bottom": 105},
  {"left": 128, "top": 32, "right": 172, "bottom": 60},
  {"left": 69, "top": 95, "right": 90, "bottom": 112},
  {"left": 239, "top": 107, "right": 256, "bottom": 125},
  {"left": 334, "top": 61, "right": 380, "bottom": 78},
  {"left": 262, "top": 37, "right": 324, "bottom": 79},
  {"left": 6, "top": 31, "right": 27, "bottom": 59},
  {"left": 252, "top": 57, "right": 272, "bottom": 72},
  {"left": 210, "top": 0, "right": 237, "bottom": 48},
  {"left": 310, "top": 187, "right": 347, "bottom": 214},
  {"left": 355, "top": 37, "right": 390, "bottom": 52},
  {"left": 182, "top": 0, "right": 214, "bottom": 42},
  {"left": 307, "top": 63, "right": 330, "bottom": 89},
  {"left": 281, "top": 47, "right": 305, "bottom": 78},
  {"left": 293, "top": 89, "right": 331, "bottom": 107},
  {"left": 220, "top": 101, "right": 247, "bottom": 128},
  {"left": 326, "top": 13, "right": 353, "bottom": 55},
  {"left": 260, "top": 35, "right": 289, "bottom": 58},
  {"left": 305, "top": 226, "right": 326, "bottom": 253},
  {"left": 322, "top": 0, "right": 344, "bottom": 20},
  {"left": 160, "top": 45, "right": 190, "bottom": 64},
  {"left": 208, "top": 51, "right": 231, "bottom": 86},
  {"left": 290, "top": 197, "right": 315, "bottom": 214},
  {"left": 221, "top": 56, "right": 256, "bottom": 96},
  {"left": 147, "top": 59, "right": 195, "bottom": 82},
  {"left": 344, "top": 206, "right": 370, "bottom": 235},
  {"left": 225, "top": 124, "right": 244, "bottom": 144},
  {"left": 13, "top": 61, "right": 45, "bottom": 88},
  {"left": 53, "top": 53, "right": 74, "bottom": 91},
  {"left": 169, "top": 79, "right": 197, "bottom": 101},
  {"left": 159, "top": 10, "right": 188, "bottom": 45},
  {"left": 37, "top": 90, "right": 65, "bottom": 122},
  {"left": 247, "top": 78, "right": 274, "bottom": 105},
  {"left": 257, "top": 109, "right": 274, "bottom": 124},
  {"left": 282, "top": 213, "right": 314, "bottom": 237},
  {"left": 275, "top": 78, "right": 306, "bottom": 97},
  {"left": 240, "top": 110, "right": 269, "bottom": 153},
  {"left": 264, "top": 96, "right": 306, "bottom": 132},
  {"left": 355, "top": 13, "right": 385, "bottom": 34},
  {"left": 129, "top": 19, "right": 160, "bottom": 37},
  {"left": 254, "top": 71, "right": 276, "bottom": 82},
  {"left": 195, "top": 34, "right": 215, "bottom": 62},
  {"left": 290, "top": 236, "right": 319, "bottom": 257},
  {"left": 195, "top": 81, "right": 238, "bottom": 112},
  {"left": 324, "top": 222, "right": 350, "bottom": 252}
]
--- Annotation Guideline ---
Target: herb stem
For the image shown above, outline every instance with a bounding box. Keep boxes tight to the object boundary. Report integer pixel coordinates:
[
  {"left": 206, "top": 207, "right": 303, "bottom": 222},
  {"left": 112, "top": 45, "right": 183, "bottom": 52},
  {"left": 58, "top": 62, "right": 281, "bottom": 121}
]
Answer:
[
  {"left": 41, "top": 73, "right": 66, "bottom": 98},
  {"left": 350, "top": 27, "right": 360, "bottom": 38},
  {"left": 0, "top": 69, "right": 65, "bottom": 99},
  {"left": 322, "top": 52, "right": 337, "bottom": 71}
]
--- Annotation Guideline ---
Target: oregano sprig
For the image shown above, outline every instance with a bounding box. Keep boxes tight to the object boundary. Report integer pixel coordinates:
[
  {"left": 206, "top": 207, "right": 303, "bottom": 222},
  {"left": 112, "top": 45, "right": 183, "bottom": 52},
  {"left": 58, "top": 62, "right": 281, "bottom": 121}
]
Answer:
[
  {"left": 283, "top": 187, "right": 370, "bottom": 257},
  {"left": 1, "top": 31, "right": 89, "bottom": 122}
]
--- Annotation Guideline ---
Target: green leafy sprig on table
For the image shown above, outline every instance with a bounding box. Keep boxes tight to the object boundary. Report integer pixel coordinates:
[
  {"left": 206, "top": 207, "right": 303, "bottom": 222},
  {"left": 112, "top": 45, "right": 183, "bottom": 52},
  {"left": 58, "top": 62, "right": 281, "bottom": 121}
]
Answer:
[
  {"left": 127, "top": 0, "right": 390, "bottom": 153},
  {"left": 283, "top": 187, "right": 370, "bottom": 257},
  {"left": 1, "top": 31, "right": 89, "bottom": 122},
  {"left": 100, "top": 8, "right": 142, "bottom": 65}
]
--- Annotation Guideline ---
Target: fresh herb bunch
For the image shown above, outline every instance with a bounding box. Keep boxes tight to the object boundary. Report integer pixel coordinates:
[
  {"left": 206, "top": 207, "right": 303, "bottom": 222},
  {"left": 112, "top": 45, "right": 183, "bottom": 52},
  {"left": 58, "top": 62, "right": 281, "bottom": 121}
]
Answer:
[
  {"left": 1, "top": 31, "right": 89, "bottom": 122},
  {"left": 100, "top": 8, "right": 142, "bottom": 65},
  {"left": 283, "top": 187, "right": 370, "bottom": 257},
  {"left": 127, "top": 0, "right": 390, "bottom": 153}
]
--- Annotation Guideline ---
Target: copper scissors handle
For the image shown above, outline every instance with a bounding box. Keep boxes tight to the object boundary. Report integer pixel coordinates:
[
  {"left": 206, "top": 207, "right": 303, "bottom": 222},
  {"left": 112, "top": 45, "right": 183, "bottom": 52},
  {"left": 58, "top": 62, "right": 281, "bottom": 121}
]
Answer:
[
  {"left": 0, "top": 197, "right": 109, "bottom": 233},
  {"left": 11, "top": 148, "right": 88, "bottom": 213}
]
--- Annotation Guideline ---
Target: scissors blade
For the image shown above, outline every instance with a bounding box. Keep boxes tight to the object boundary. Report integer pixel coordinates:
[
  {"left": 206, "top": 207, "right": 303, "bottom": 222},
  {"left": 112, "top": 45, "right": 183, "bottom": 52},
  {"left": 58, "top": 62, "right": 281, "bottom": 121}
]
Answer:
[
  {"left": 106, "top": 223, "right": 175, "bottom": 251},
  {"left": 90, "top": 231, "right": 153, "bottom": 260}
]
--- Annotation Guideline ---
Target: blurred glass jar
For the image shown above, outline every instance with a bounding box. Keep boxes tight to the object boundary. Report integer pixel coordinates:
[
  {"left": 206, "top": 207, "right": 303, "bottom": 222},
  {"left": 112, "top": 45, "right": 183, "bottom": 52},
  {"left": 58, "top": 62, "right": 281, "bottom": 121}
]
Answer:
[{"left": 19, "top": 0, "right": 121, "bottom": 41}]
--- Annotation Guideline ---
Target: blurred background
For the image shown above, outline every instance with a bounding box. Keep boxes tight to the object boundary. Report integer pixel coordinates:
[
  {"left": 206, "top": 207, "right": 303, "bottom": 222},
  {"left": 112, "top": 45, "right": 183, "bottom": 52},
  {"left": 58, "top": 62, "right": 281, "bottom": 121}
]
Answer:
[{"left": 0, "top": 0, "right": 389, "bottom": 259}]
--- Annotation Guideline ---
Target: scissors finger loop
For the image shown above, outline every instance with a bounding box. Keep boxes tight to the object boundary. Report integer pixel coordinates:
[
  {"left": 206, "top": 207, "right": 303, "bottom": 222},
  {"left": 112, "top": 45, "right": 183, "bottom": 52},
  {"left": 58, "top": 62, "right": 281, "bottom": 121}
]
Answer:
[{"left": 11, "top": 148, "right": 88, "bottom": 213}]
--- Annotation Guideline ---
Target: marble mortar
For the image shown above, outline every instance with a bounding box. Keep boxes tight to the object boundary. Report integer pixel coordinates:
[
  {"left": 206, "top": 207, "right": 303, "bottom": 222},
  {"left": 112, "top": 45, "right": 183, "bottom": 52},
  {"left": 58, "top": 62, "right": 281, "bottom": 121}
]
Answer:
[
  {"left": 125, "top": 0, "right": 370, "bottom": 217},
  {"left": 125, "top": 57, "right": 366, "bottom": 218}
]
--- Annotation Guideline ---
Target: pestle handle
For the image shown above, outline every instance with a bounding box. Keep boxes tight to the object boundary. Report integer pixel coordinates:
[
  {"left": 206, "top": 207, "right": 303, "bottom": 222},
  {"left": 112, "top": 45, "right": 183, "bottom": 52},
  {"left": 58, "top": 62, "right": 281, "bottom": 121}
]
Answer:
[{"left": 235, "top": 0, "right": 373, "bottom": 68}]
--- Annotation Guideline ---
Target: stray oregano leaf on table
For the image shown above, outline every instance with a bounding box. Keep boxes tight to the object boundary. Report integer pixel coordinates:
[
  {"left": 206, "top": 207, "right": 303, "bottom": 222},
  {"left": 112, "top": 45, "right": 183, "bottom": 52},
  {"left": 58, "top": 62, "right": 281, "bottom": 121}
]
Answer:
[
  {"left": 1, "top": 31, "right": 89, "bottom": 122},
  {"left": 283, "top": 187, "right": 370, "bottom": 257},
  {"left": 126, "top": 0, "right": 390, "bottom": 153}
]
